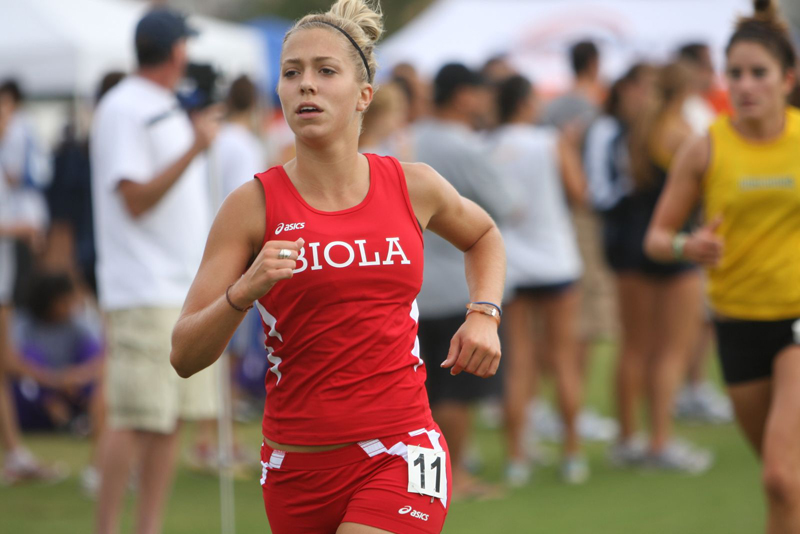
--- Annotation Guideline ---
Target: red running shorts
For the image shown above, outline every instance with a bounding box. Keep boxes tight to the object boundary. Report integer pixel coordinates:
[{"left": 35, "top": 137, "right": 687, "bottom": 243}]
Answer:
[{"left": 260, "top": 423, "right": 451, "bottom": 533}]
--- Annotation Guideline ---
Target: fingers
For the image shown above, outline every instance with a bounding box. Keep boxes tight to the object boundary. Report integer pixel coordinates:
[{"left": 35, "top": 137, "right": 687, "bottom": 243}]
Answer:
[
  {"left": 192, "top": 104, "right": 224, "bottom": 126},
  {"left": 262, "top": 239, "right": 305, "bottom": 252},
  {"left": 691, "top": 236, "right": 724, "bottom": 266},
  {"left": 704, "top": 214, "right": 723, "bottom": 233},
  {"left": 488, "top": 357, "right": 501, "bottom": 377},
  {"left": 452, "top": 343, "right": 501, "bottom": 378},
  {"left": 440, "top": 336, "right": 460, "bottom": 370},
  {"left": 241, "top": 239, "right": 306, "bottom": 299},
  {"left": 685, "top": 222, "right": 725, "bottom": 266},
  {"left": 449, "top": 342, "right": 476, "bottom": 376},
  {"left": 474, "top": 351, "right": 496, "bottom": 378},
  {"left": 464, "top": 345, "right": 501, "bottom": 378},
  {"left": 192, "top": 107, "right": 222, "bottom": 149},
  {"left": 270, "top": 268, "right": 296, "bottom": 282},
  {"left": 259, "top": 238, "right": 305, "bottom": 261},
  {"left": 444, "top": 321, "right": 502, "bottom": 378}
]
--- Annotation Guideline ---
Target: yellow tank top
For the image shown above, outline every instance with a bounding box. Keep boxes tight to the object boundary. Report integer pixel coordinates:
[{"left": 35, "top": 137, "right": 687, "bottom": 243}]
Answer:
[{"left": 703, "top": 107, "right": 800, "bottom": 320}]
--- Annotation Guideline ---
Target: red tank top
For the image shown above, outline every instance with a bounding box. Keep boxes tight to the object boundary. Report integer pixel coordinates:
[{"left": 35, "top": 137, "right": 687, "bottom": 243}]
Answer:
[{"left": 254, "top": 154, "right": 432, "bottom": 445}]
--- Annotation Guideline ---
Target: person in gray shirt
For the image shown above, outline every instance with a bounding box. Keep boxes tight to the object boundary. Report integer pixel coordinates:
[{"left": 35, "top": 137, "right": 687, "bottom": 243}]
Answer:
[
  {"left": 412, "top": 63, "right": 517, "bottom": 499},
  {"left": 540, "top": 40, "right": 603, "bottom": 131},
  {"left": 541, "top": 42, "right": 620, "bottom": 443}
]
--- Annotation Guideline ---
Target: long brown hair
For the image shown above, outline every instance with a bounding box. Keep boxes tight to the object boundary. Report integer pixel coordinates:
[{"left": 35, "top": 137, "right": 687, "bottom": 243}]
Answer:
[
  {"left": 605, "top": 63, "right": 650, "bottom": 120},
  {"left": 628, "top": 62, "right": 694, "bottom": 188},
  {"left": 604, "top": 63, "right": 663, "bottom": 190}
]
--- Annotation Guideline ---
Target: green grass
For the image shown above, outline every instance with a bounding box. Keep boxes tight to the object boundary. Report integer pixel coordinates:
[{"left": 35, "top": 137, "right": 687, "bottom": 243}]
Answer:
[{"left": 0, "top": 342, "right": 764, "bottom": 534}]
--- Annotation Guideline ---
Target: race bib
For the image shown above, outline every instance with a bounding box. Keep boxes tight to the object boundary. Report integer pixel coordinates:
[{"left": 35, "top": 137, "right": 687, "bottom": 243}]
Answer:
[{"left": 407, "top": 445, "right": 447, "bottom": 500}]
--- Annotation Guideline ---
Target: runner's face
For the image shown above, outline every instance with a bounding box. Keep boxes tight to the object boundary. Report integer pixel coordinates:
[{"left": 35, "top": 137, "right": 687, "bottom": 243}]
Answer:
[
  {"left": 278, "top": 28, "right": 372, "bottom": 141},
  {"left": 726, "top": 42, "right": 793, "bottom": 121}
]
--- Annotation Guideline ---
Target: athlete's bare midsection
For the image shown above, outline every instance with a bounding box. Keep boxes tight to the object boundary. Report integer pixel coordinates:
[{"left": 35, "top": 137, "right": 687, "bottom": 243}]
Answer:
[{"left": 263, "top": 435, "right": 356, "bottom": 453}]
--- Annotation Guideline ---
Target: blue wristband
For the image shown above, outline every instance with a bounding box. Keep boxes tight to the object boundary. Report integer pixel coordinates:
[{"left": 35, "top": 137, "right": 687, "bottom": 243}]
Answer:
[{"left": 472, "top": 301, "right": 502, "bottom": 317}]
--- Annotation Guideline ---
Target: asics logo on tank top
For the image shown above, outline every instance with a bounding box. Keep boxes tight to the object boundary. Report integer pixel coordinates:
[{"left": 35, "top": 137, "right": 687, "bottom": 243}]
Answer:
[
  {"left": 292, "top": 237, "right": 411, "bottom": 273},
  {"left": 275, "top": 222, "right": 305, "bottom": 234}
]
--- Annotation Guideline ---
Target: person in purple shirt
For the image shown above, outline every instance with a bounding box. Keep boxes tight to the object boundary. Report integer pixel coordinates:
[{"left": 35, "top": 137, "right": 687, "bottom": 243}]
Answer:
[{"left": 12, "top": 273, "right": 105, "bottom": 488}]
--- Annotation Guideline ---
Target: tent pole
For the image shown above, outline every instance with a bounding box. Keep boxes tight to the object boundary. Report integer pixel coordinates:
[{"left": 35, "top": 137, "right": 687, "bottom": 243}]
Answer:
[
  {"left": 208, "top": 143, "right": 237, "bottom": 534},
  {"left": 217, "top": 354, "right": 236, "bottom": 534}
]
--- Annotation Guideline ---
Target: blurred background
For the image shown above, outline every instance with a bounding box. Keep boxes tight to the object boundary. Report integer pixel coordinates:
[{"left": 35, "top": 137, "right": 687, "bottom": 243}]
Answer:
[{"left": 1, "top": 0, "right": 800, "bottom": 533}]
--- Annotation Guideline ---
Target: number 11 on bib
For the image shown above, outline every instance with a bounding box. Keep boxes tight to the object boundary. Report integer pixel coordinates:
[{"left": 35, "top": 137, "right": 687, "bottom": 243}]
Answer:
[{"left": 407, "top": 445, "right": 447, "bottom": 500}]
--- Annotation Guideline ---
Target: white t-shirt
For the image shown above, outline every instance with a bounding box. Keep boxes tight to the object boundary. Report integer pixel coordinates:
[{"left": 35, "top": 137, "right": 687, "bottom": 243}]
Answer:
[
  {"left": 491, "top": 124, "right": 582, "bottom": 288},
  {"left": 0, "top": 111, "right": 49, "bottom": 230},
  {"left": 0, "top": 111, "right": 50, "bottom": 188},
  {"left": 0, "top": 166, "right": 15, "bottom": 305},
  {"left": 211, "top": 122, "right": 265, "bottom": 204},
  {"left": 90, "top": 75, "right": 212, "bottom": 310},
  {"left": 682, "top": 94, "right": 716, "bottom": 136},
  {"left": 0, "top": 113, "right": 27, "bottom": 183}
]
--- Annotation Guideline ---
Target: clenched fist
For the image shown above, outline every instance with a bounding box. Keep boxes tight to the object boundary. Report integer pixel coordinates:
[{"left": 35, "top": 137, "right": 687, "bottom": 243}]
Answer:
[
  {"left": 440, "top": 312, "right": 502, "bottom": 378},
  {"left": 228, "top": 238, "right": 304, "bottom": 308},
  {"left": 684, "top": 216, "right": 724, "bottom": 267}
]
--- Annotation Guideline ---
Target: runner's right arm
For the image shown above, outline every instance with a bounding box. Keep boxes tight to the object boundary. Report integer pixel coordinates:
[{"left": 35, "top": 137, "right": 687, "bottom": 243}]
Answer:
[
  {"left": 644, "top": 135, "right": 723, "bottom": 266},
  {"left": 170, "top": 179, "right": 302, "bottom": 378}
]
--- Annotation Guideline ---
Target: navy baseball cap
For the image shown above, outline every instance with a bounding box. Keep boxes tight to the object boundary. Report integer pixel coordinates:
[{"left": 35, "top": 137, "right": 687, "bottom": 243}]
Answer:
[{"left": 135, "top": 8, "right": 198, "bottom": 58}]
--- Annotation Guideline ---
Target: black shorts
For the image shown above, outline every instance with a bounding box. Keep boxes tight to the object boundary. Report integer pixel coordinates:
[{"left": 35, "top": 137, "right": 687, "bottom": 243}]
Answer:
[
  {"left": 418, "top": 314, "right": 502, "bottom": 405},
  {"left": 601, "top": 196, "right": 695, "bottom": 278},
  {"left": 514, "top": 280, "right": 575, "bottom": 299},
  {"left": 713, "top": 317, "right": 800, "bottom": 385}
]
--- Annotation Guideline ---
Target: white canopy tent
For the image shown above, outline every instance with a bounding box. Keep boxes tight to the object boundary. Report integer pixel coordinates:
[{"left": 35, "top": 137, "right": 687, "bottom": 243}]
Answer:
[
  {"left": 380, "top": 0, "right": 753, "bottom": 92},
  {"left": 0, "top": 0, "right": 267, "bottom": 98}
]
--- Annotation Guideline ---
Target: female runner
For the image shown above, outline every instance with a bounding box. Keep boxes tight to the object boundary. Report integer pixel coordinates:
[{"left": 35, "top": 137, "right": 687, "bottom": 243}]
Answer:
[
  {"left": 170, "top": 1, "right": 505, "bottom": 533},
  {"left": 646, "top": 0, "right": 800, "bottom": 530}
]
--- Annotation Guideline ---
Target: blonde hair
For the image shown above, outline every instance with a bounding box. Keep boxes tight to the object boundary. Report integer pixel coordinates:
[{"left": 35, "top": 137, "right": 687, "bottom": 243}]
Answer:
[
  {"left": 284, "top": 0, "right": 384, "bottom": 83},
  {"left": 362, "top": 82, "right": 405, "bottom": 131}
]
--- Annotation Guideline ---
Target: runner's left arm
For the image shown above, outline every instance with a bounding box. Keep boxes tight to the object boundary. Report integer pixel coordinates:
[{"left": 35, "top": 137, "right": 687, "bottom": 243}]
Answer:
[{"left": 403, "top": 162, "right": 504, "bottom": 379}]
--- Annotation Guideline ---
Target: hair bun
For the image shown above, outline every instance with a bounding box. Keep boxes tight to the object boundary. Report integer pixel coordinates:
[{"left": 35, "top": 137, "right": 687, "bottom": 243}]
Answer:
[
  {"left": 753, "top": 0, "right": 780, "bottom": 22},
  {"left": 286, "top": 0, "right": 384, "bottom": 83},
  {"left": 727, "top": 0, "right": 796, "bottom": 73},
  {"left": 328, "top": 0, "right": 384, "bottom": 44}
]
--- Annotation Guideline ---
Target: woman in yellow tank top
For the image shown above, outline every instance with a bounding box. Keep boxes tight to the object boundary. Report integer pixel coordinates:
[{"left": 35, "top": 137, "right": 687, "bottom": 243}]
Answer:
[{"left": 646, "top": 0, "right": 800, "bottom": 530}]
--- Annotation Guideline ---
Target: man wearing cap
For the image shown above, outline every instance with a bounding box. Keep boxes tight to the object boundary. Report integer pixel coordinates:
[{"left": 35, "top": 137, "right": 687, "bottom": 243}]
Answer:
[
  {"left": 411, "top": 62, "right": 518, "bottom": 499},
  {"left": 91, "top": 9, "right": 219, "bottom": 534}
]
